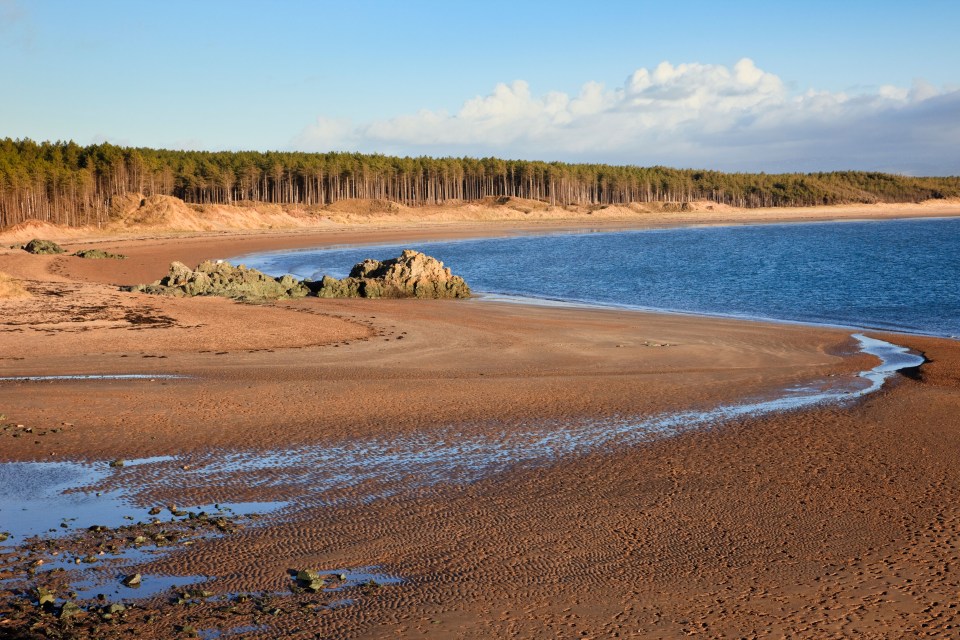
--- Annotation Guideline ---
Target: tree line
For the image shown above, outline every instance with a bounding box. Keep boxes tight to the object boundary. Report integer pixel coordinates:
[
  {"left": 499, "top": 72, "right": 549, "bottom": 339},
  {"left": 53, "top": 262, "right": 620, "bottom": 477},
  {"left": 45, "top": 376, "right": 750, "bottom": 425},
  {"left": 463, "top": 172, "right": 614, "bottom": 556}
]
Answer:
[{"left": 2, "top": 137, "right": 958, "bottom": 229}]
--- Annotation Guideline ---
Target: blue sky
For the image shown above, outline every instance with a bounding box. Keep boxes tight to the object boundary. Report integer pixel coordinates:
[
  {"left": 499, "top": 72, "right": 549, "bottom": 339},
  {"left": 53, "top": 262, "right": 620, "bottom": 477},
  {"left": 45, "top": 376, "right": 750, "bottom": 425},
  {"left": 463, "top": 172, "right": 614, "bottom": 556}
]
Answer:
[{"left": 2, "top": 0, "right": 959, "bottom": 173}]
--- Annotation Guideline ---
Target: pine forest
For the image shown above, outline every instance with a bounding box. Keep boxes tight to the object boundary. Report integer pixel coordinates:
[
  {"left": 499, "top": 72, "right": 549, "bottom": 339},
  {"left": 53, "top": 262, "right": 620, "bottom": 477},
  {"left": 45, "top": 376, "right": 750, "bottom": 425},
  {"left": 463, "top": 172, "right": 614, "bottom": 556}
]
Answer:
[{"left": 2, "top": 138, "right": 958, "bottom": 229}]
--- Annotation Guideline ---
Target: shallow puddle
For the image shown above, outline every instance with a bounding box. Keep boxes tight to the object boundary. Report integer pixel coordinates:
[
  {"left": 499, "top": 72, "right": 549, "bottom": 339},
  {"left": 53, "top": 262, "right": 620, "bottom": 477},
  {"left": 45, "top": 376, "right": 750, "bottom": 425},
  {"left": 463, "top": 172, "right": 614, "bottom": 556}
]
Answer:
[
  {"left": 0, "top": 374, "right": 188, "bottom": 382},
  {"left": 198, "top": 625, "right": 266, "bottom": 639},
  {"left": 294, "top": 566, "right": 402, "bottom": 592},
  {"left": 70, "top": 567, "right": 211, "bottom": 602},
  {"left": 0, "top": 455, "right": 284, "bottom": 546}
]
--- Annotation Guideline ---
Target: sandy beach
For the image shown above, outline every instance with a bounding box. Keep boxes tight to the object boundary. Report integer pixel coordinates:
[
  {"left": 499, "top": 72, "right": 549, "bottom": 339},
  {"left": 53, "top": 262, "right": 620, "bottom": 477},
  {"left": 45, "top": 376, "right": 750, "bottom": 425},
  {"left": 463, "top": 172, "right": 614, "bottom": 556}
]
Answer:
[{"left": 1, "top": 207, "right": 959, "bottom": 638}]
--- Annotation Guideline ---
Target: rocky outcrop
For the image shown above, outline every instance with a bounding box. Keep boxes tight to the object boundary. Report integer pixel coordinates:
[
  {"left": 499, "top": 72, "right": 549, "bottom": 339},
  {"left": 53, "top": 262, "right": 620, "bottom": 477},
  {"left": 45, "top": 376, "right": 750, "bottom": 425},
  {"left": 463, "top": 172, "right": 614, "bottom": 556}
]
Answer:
[
  {"left": 127, "top": 250, "right": 470, "bottom": 301},
  {"left": 127, "top": 260, "right": 309, "bottom": 301},
  {"left": 22, "top": 239, "right": 65, "bottom": 255},
  {"left": 314, "top": 250, "right": 471, "bottom": 299}
]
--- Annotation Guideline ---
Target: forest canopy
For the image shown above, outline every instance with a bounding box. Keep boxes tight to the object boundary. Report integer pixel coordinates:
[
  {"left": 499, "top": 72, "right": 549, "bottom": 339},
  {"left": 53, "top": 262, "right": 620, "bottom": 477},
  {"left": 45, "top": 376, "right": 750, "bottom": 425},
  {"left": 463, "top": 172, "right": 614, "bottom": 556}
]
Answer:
[{"left": 2, "top": 138, "right": 959, "bottom": 228}]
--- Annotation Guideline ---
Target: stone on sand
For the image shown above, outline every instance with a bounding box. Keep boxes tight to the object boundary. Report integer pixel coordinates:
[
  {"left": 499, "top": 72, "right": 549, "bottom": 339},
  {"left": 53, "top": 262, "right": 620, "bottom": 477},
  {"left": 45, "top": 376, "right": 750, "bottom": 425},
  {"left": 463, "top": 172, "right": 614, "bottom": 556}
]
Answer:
[{"left": 22, "top": 238, "right": 65, "bottom": 255}]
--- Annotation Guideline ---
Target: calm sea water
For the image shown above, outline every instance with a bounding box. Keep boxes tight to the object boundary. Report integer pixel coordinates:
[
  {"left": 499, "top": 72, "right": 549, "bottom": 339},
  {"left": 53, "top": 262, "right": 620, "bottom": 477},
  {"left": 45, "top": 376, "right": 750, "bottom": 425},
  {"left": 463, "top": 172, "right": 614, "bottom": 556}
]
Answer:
[{"left": 237, "top": 218, "right": 960, "bottom": 337}]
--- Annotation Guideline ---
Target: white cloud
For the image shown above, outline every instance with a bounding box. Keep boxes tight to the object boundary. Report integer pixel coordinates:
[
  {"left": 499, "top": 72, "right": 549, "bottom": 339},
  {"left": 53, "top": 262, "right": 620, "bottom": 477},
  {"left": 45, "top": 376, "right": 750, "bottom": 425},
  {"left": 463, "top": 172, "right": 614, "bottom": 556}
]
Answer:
[
  {"left": 294, "top": 58, "right": 960, "bottom": 174},
  {"left": 298, "top": 116, "right": 357, "bottom": 150}
]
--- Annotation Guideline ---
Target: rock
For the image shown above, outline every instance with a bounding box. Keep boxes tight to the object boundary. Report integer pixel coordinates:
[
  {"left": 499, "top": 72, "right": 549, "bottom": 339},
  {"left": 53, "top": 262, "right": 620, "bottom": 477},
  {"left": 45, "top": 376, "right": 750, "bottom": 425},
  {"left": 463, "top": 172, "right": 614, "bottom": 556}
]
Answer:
[
  {"left": 59, "top": 601, "right": 83, "bottom": 619},
  {"left": 296, "top": 569, "right": 320, "bottom": 582},
  {"left": 122, "top": 573, "right": 142, "bottom": 587},
  {"left": 35, "top": 586, "right": 55, "bottom": 606},
  {"left": 313, "top": 274, "right": 362, "bottom": 298},
  {"left": 109, "top": 459, "right": 125, "bottom": 468},
  {"left": 100, "top": 601, "right": 127, "bottom": 620},
  {"left": 126, "top": 260, "right": 310, "bottom": 301},
  {"left": 127, "top": 251, "right": 469, "bottom": 301},
  {"left": 22, "top": 238, "right": 66, "bottom": 255},
  {"left": 0, "top": 532, "right": 8, "bottom": 542},
  {"left": 73, "top": 248, "right": 126, "bottom": 260},
  {"left": 315, "top": 249, "right": 471, "bottom": 299},
  {"left": 165, "top": 261, "right": 194, "bottom": 287},
  {"left": 296, "top": 569, "right": 327, "bottom": 592}
]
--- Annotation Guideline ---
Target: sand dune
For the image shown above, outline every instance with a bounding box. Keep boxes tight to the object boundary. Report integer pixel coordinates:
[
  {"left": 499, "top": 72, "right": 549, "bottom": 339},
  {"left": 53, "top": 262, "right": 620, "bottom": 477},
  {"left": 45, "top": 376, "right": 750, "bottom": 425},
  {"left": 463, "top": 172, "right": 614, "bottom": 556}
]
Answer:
[{"left": 3, "top": 195, "right": 960, "bottom": 245}]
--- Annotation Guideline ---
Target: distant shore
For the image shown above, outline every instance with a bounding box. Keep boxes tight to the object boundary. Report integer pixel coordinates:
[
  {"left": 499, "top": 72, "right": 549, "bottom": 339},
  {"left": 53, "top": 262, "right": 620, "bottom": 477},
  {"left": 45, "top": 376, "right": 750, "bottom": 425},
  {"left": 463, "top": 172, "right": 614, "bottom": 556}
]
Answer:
[
  {"left": 2, "top": 195, "right": 960, "bottom": 249},
  {"left": 1, "top": 211, "right": 959, "bottom": 637}
]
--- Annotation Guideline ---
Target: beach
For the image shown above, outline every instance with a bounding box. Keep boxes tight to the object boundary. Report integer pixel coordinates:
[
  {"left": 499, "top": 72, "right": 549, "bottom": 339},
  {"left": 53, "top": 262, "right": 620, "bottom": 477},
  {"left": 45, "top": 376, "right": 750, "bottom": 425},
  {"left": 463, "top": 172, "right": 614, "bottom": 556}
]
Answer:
[{"left": 1, "top": 207, "right": 959, "bottom": 638}]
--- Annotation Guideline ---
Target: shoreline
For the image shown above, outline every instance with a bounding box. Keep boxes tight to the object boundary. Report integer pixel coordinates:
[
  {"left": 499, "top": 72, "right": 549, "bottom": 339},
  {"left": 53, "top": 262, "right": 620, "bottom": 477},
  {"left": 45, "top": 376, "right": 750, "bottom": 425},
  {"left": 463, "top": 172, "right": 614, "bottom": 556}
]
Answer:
[
  {"left": 474, "top": 292, "right": 959, "bottom": 341},
  {"left": 223, "top": 217, "right": 959, "bottom": 342},
  {"left": 3, "top": 195, "right": 960, "bottom": 250},
  {"left": 11, "top": 202, "right": 959, "bottom": 343},
  {"left": 1, "top": 216, "right": 959, "bottom": 637}
]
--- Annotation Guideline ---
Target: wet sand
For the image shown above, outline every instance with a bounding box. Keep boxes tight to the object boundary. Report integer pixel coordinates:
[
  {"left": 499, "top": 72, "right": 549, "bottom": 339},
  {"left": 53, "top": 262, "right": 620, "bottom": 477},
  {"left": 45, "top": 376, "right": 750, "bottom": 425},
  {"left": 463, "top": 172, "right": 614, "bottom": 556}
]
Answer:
[{"left": 1, "top": 225, "right": 959, "bottom": 638}]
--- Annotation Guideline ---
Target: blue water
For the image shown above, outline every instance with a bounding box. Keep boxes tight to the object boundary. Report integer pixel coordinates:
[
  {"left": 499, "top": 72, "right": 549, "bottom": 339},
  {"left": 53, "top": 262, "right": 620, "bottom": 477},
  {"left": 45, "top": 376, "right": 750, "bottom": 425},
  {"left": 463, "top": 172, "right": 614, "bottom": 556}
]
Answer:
[{"left": 236, "top": 218, "right": 960, "bottom": 337}]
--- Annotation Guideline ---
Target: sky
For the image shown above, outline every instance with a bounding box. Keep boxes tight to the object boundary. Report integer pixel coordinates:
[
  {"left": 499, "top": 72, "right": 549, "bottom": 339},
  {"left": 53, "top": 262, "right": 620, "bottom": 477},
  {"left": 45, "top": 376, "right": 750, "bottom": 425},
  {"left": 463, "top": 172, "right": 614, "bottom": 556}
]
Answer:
[{"left": 2, "top": 0, "right": 959, "bottom": 174}]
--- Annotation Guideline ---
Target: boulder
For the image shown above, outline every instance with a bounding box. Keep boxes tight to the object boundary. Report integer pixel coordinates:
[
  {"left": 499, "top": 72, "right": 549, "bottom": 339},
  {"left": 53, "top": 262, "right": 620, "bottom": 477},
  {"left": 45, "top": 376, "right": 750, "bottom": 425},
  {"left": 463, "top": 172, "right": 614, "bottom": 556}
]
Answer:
[
  {"left": 315, "top": 249, "right": 471, "bottom": 299},
  {"left": 22, "top": 238, "right": 65, "bottom": 255},
  {"left": 127, "top": 260, "right": 310, "bottom": 301}
]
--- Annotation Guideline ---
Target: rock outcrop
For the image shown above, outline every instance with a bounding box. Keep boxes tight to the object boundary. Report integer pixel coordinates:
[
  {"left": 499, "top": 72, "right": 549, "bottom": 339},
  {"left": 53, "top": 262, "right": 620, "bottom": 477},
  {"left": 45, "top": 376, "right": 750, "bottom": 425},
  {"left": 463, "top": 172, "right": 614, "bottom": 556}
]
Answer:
[
  {"left": 127, "top": 260, "right": 309, "bottom": 301},
  {"left": 127, "top": 250, "right": 470, "bottom": 301},
  {"left": 314, "top": 250, "right": 471, "bottom": 299},
  {"left": 22, "top": 238, "right": 65, "bottom": 255}
]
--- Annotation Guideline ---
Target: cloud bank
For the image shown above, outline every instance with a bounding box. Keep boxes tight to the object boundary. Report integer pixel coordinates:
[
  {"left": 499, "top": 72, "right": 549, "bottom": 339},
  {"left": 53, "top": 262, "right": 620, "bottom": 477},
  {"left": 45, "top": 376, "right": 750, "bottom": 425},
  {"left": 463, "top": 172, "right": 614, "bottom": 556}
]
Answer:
[{"left": 295, "top": 59, "right": 960, "bottom": 174}]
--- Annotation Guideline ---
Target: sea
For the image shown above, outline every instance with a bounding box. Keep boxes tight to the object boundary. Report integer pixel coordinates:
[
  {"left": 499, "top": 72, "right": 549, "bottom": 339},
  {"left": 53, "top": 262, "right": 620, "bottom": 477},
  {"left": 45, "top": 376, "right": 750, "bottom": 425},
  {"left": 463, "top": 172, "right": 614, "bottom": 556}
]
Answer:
[{"left": 237, "top": 217, "right": 960, "bottom": 338}]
